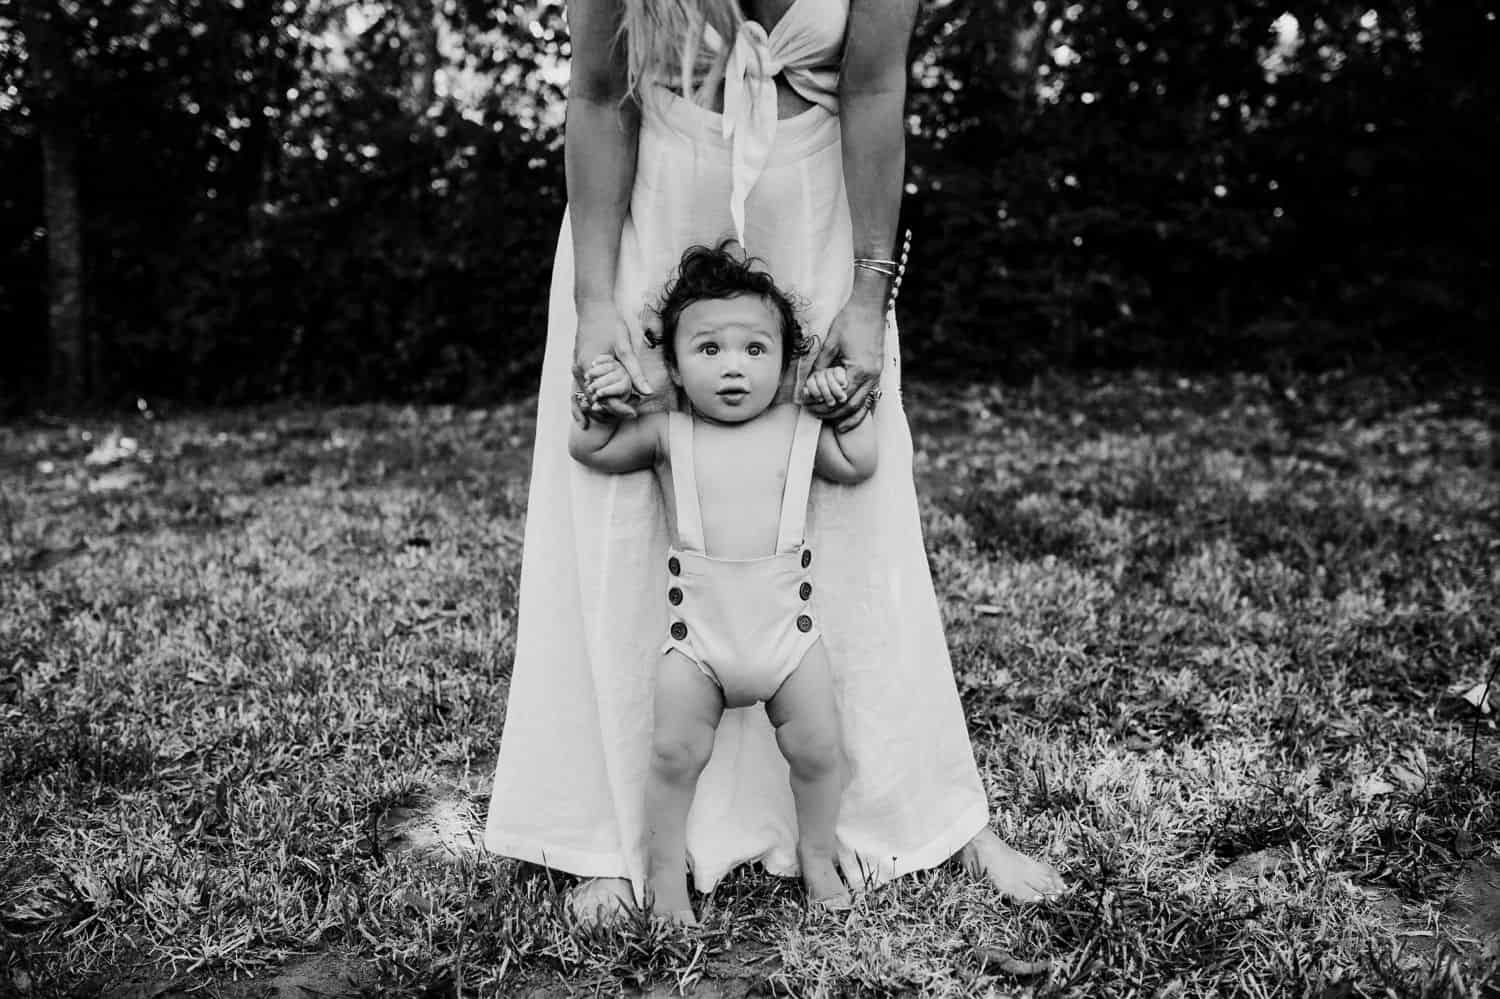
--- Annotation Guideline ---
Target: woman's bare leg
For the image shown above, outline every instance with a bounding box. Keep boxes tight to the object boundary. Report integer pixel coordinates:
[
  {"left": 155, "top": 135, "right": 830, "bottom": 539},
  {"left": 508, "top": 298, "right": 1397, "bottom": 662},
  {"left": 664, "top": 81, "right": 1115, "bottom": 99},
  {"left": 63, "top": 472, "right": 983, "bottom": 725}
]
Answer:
[
  {"left": 765, "top": 642, "right": 851, "bottom": 909},
  {"left": 642, "top": 650, "right": 723, "bottom": 924},
  {"left": 958, "top": 828, "right": 1066, "bottom": 901}
]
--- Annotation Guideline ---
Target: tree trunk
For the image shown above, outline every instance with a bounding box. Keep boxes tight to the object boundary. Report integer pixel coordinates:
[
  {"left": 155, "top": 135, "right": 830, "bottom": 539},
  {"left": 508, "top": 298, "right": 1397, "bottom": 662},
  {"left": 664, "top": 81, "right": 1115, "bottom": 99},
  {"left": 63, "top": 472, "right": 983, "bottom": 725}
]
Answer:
[
  {"left": 23, "top": 5, "right": 92, "bottom": 409},
  {"left": 39, "top": 125, "right": 88, "bottom": 408}
]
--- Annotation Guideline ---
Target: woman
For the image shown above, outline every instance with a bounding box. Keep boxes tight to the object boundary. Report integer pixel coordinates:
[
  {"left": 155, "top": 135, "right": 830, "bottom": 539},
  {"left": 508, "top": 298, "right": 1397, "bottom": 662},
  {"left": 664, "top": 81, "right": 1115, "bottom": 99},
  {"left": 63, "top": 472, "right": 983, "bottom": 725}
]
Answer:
[{"left": 484, "top": 0, "right": 1064, "bottom": 918}]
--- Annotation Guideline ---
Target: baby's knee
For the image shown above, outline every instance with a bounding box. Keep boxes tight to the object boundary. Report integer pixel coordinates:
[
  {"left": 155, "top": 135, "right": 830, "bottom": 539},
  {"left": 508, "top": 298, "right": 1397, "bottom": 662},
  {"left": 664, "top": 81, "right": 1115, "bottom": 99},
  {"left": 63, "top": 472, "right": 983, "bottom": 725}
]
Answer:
[
  {"left": 650, "top": 724, "right": 714, "bottom": 782},
  {"left": 777, "top": 723, "right": 845, "bottom": 782}
]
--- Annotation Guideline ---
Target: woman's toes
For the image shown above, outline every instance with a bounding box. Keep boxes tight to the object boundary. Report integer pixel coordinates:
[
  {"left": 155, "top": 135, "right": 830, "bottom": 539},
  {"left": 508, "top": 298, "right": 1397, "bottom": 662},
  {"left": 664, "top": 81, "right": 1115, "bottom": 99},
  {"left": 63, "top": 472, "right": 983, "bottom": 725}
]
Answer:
[{"left": 566, "top": 877, "right": 635, "bottom": 926}]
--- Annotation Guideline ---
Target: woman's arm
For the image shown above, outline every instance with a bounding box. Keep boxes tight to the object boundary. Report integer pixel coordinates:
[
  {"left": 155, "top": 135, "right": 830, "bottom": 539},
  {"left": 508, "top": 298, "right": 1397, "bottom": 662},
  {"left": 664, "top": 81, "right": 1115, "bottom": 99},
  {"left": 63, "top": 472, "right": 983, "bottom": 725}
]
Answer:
[
  {"left": 841, "top": 0, "right": 918, "bottom": 299},
  {"left": 807, "top": 0, "right": 920, "bottom": 432},
  {"left": 566, "top": 0, "right": 654, "bottom": 416}
]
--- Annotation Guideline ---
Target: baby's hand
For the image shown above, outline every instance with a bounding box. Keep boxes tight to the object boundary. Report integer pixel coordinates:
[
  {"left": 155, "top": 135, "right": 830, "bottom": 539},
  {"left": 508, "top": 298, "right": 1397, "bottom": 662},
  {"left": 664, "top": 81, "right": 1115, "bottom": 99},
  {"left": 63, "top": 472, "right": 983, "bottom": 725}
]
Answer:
[
  {"left": 803, "top": 365, "right": 850, "bottom": 407},
  {"left": 584, "top": 354, "right": 635, "bottom": 404}
]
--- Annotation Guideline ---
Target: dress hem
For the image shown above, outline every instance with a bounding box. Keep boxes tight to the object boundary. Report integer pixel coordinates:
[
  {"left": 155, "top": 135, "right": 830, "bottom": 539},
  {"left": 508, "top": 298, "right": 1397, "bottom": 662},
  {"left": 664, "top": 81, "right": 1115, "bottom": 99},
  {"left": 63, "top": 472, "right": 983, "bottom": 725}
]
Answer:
[
  {"left": 482, "top": 836, "right": 628, "bottom": 881},
  {"left": 486, "top": 799, "right": 992, "bottom": 894}
]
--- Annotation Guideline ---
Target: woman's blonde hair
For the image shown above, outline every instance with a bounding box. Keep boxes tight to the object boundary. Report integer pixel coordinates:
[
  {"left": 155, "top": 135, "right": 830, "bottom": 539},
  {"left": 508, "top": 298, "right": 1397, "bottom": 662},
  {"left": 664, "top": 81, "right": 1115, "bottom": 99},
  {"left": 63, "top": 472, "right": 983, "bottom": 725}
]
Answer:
[{"left": 619, "top": 0, "right": 742, "bottom": 101}]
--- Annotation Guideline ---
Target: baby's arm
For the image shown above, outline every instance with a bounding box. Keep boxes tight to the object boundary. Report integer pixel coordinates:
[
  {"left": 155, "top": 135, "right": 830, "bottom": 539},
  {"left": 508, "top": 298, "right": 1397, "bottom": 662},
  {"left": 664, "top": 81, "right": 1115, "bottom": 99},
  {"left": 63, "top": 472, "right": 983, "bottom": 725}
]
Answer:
[
  {"left": 813, "top": 410, "right": 878, "bottom": 484},
  {"left": 570, "top": 409, "right": 665, "bottom": 473},
  {"left": 569, "top": 356, "right": 665, "bottom": 473}
]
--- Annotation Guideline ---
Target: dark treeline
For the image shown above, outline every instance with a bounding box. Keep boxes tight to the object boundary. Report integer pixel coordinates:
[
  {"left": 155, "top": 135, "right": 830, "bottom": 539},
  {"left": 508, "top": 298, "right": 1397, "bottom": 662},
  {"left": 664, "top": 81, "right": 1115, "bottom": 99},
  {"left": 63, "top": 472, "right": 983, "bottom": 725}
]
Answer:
[{"left": 2, "top": 1, "right": 1496, "bottom": 414}]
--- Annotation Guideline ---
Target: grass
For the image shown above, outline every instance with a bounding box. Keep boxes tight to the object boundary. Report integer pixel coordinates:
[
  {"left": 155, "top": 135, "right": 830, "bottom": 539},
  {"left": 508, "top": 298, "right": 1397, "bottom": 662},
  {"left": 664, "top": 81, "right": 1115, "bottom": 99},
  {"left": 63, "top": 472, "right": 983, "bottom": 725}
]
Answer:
[{"left": 1, "top": 370, "right": 1497, "bottom": 998}]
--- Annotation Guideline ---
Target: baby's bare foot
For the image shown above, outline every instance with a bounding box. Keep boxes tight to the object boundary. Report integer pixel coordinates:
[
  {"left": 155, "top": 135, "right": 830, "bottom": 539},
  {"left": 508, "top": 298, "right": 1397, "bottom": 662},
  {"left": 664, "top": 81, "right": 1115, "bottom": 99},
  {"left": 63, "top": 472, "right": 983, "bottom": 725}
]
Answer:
[
  {"left": 800, "top": 851, "right": 851, "bottom": 910},
  {"left": 646, "top": 871, "right": 698, "bottom": 926}
]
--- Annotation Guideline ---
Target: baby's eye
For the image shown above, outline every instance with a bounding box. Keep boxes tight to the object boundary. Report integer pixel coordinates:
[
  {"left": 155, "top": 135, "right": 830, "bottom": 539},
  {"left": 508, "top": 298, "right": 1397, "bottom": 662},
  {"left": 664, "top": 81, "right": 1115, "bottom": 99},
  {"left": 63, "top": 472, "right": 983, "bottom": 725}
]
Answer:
[
  {"left": 747, "top": 344, "right": 765, "bottom": 357},
  {"left": 700, "top": 344, "right": 718, "bottom": 355}
]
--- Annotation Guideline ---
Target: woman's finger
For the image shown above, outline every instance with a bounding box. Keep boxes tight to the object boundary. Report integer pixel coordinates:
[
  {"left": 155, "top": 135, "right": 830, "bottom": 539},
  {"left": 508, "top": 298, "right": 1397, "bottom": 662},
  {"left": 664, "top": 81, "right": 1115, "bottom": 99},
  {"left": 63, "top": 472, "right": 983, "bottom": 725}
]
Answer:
[
  {"left": 808, "top": 330, "right": 840, "bottom": 373},
  {"left": 614, "top": 337, "right": 654, "bottom": 396},
  {"left": 604, "top": 393, "right": 638, "bottom": 417},
  {"left": 835, "top": 407, "right": 871, "bottom": 434},
  {"left": 824, "top": 368, "right": 877, "bottom": 427},
  {"left": 833, "top": 381, "right": 875, "bottom": 433}
]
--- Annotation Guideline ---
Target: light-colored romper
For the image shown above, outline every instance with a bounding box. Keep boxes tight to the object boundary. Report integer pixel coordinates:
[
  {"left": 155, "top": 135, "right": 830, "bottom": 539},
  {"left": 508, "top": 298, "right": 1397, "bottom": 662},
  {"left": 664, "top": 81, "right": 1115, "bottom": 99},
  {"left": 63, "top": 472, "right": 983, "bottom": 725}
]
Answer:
[{"left": 662, "top": 407, "right": 823, "bottom": 708}]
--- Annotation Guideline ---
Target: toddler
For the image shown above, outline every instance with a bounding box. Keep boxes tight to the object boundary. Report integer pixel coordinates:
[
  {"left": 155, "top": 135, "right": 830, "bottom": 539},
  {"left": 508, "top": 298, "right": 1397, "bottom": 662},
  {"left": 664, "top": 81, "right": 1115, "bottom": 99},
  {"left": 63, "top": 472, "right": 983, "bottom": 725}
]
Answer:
[{"left": 568, "top": 244, "right": 877, "bottom": 922}]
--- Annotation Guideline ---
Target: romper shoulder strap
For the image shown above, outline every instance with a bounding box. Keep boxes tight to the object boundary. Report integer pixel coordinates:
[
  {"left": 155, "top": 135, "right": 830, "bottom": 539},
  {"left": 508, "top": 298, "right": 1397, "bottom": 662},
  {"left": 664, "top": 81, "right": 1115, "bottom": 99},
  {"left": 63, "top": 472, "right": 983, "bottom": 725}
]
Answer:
[
  {"left": 667, "top": 411, "right": 706, "bottom": 553},
  {"left": 774, "top": 406, "right": 823, "bottom": 554}
]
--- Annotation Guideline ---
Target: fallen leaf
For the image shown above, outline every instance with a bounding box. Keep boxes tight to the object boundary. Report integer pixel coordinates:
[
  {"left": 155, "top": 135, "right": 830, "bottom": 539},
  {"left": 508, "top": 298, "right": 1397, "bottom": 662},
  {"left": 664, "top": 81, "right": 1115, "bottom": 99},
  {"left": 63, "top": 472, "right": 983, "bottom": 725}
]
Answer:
[
  {"left": 1354, "top": 774, "right": 1397, "bottom": 800},
  {"left": 974, "top": 945, "right": 1050, "bottom": 977},
  {"left": 1458, "top": 681, "right": 1493, "bottom": 714},
  {"left": 1388, "top": 763, "right": 1424, "bottom": 792}
]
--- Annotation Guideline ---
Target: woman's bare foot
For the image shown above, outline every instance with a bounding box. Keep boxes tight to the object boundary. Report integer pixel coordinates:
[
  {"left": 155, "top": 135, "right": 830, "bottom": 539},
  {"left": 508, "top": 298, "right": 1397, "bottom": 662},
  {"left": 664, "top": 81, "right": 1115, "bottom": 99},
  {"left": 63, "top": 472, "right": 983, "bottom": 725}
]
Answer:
[
  {"left": 566, "top": 877, "right": 635, "bottom": 926},
  {"left": 645, "top": 869, "right": 698, "bottom": 926},
  {"left": 801, "top": 850, "right": 852, "bottom": 910},
  {"left": 958, "top": 827, "right": 1066, "bottom": 902}
]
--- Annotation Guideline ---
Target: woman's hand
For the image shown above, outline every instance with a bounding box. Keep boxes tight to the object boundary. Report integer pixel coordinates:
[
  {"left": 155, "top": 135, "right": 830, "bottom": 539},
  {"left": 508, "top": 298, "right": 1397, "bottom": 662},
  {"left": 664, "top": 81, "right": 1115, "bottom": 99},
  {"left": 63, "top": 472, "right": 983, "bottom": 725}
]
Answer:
[
  {"left": 806, "top": 297, "right": 886, "bottom": 432},
  {"left": 573, "top": 301, "right": 653, "bottom": 422}
]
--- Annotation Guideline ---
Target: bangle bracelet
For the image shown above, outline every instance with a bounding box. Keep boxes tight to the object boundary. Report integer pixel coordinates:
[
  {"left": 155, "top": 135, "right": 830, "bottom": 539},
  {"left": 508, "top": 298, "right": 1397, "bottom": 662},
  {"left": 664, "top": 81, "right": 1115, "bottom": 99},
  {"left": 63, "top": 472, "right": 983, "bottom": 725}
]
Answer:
[{"left": 850, "top": 231, "right": 913, "bottom": 313}]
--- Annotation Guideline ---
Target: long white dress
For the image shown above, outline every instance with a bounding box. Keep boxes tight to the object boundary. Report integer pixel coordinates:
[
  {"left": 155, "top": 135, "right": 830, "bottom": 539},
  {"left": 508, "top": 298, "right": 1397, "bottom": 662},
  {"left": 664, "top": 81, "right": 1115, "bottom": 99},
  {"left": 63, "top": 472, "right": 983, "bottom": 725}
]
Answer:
[{"left": 485, "top": 11, "right": 990, "bottom": 898}]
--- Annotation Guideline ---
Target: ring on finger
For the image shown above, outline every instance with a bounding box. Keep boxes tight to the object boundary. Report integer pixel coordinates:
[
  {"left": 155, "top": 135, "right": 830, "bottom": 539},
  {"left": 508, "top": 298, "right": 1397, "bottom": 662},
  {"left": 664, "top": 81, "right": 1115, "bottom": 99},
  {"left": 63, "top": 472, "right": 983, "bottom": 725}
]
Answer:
[{"left": 865, "top": 387, "right": 883, "bottom": 412}]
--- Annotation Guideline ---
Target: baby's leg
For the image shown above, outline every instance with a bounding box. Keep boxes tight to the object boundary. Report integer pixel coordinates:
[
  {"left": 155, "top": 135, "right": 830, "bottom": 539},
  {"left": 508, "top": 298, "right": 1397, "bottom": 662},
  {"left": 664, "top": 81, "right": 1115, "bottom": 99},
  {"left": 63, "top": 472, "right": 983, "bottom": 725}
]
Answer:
[
  {"left": 765, "top": 641, "right": 851, "bottom": 908},
  {"left": 643, "top": 649, "right": 724, "bottom": 924}
]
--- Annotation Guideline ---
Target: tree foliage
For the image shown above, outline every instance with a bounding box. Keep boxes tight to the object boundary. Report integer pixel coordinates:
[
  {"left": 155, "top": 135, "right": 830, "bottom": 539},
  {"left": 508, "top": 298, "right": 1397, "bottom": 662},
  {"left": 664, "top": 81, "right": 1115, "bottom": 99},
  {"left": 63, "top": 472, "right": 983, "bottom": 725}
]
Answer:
[
  {"left": 1, "top": 0, "right": 1494, "bottom": 411},
  {"left": 905, "top": 0, "right": 1499, "bottom": 378}
]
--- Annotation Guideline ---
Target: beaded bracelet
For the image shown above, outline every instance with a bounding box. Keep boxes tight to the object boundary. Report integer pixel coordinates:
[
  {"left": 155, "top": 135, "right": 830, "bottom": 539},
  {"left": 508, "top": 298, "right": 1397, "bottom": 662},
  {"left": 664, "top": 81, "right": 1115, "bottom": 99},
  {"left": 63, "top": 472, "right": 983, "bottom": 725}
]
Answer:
[{"left": 853, "top": 229, "right": 912, "bottom": 315}]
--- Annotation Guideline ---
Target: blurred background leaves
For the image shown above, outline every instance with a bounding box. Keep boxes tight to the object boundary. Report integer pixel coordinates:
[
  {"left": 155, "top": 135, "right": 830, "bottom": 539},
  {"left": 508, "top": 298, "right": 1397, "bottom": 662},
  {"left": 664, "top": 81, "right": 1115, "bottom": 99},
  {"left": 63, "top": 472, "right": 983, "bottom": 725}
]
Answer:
[{"left": 2, "top": 0, "right": 1496, "bottom": 415}]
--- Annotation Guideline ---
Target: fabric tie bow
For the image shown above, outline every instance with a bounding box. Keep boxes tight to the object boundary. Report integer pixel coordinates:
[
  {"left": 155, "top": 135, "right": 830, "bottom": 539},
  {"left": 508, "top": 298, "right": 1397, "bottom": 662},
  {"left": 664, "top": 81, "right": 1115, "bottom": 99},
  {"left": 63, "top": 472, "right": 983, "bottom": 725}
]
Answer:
[{"left": 722, "top": 20, "right": 781, "bottom": 248}]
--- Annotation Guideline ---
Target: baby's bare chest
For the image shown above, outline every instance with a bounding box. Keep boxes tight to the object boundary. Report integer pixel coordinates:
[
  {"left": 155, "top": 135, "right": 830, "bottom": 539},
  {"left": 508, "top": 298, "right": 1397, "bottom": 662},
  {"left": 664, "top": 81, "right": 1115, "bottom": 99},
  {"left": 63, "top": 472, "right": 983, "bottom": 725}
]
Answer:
[
  {"left": 673, "top": 414, "right": 798, "bottom": 559},
  {"left": 698, "top": 446, "right": 789, "bottom": 526}
]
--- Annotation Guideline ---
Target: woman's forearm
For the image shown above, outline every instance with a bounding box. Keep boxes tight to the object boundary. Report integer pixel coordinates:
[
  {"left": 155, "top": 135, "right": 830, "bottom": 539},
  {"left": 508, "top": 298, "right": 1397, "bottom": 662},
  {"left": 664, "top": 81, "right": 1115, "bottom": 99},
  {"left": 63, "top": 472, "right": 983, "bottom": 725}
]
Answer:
[
  {"left": 839, "top": 90, "right": 904, "bottom": 307},
  {"left": 840, "top": 0, "right": 919, "bottom": 308},
  {"left": 564, "top": 0, "right": 639, "bottom": 309},
  {"left": 567, "top": 95, "right": 639, "bottom": 308}
]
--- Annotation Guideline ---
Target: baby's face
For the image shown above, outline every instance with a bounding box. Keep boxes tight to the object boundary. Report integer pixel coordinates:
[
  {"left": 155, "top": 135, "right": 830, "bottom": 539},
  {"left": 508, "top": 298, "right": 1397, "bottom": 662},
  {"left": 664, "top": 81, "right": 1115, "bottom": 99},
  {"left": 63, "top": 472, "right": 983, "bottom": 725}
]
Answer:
[{"left": 670, "top": 294, "right": 785, "bottom": 423}]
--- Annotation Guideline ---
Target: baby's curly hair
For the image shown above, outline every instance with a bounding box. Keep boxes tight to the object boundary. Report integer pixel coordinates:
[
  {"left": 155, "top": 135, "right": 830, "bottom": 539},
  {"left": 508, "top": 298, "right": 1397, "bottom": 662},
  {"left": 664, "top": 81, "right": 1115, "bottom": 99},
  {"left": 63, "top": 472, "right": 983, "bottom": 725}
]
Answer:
[{"left": 646, "top": 241, "right": 811, "bottom": 371}]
